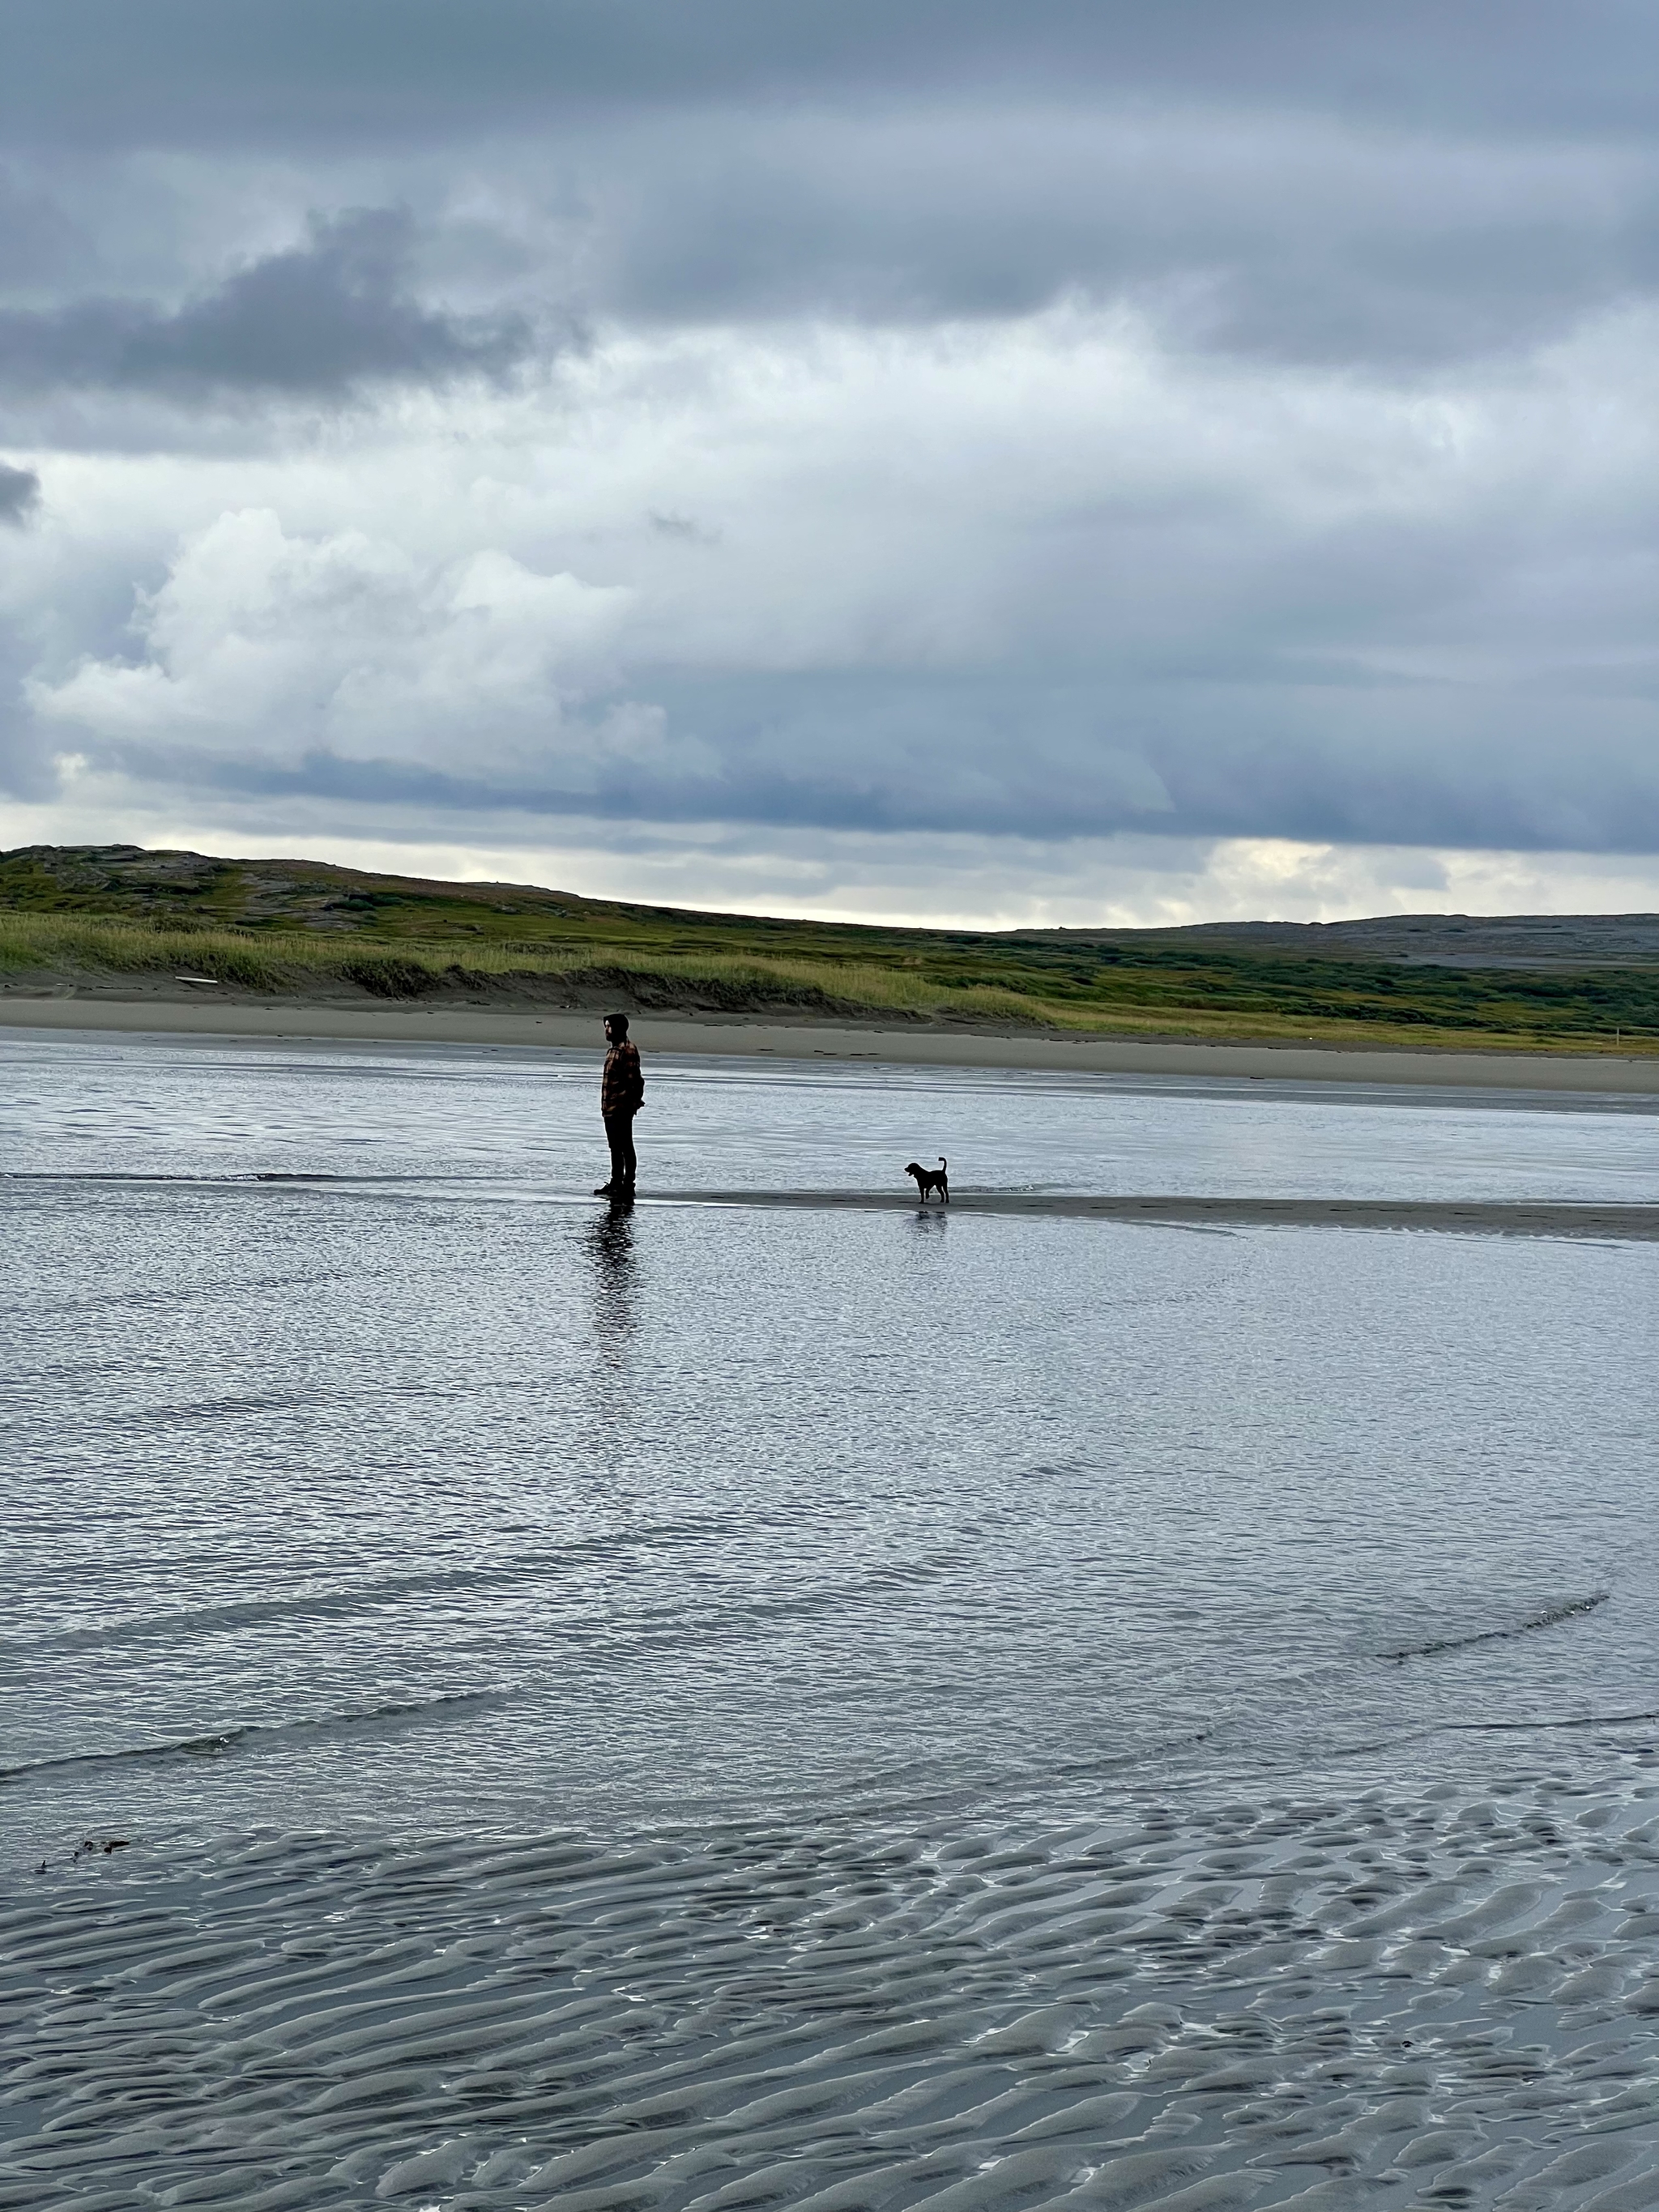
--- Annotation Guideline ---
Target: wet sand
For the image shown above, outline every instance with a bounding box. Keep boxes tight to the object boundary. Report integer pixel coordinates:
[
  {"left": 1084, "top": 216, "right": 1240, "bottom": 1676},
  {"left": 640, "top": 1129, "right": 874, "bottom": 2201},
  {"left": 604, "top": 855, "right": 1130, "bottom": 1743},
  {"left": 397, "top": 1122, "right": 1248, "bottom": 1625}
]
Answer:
[
  {"left": 646, "top": 1191, "right": 1659, "bottom": 1238},
  {"left": 4, "top": 992, "right": 1658, "bottom": 1092},
  {"left": 9, "top": 1761, "right": 1659, "bottom": 2210}
]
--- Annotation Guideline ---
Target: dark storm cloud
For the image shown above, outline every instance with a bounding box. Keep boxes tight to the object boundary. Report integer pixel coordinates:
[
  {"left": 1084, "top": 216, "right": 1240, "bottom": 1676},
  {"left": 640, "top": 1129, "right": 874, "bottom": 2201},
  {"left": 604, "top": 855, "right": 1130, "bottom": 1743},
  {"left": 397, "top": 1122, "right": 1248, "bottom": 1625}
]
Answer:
[
  {"left": 85, "top": 654, "right": 1659, "bottom": 855},
  {"left": 579, "top": 112, "right": 1657, "bottom": 364},
  {"left": 0, "top": 210, "right": 533, "bottom": 399},
  {"left": 5, "top": 1, "right": 1655, "bottom": 144},
  {"left": 3, "top": 6, "right": 1651, "bottom": 379},
  {"left": 0, "top": 462, "right": 41, "bottom": 524},
  {"left": 11, "top": 130, "right": 1644, "bottom": 389},
  {"left": 643, "top": 671, "right": 1658, "bottom": 853}
]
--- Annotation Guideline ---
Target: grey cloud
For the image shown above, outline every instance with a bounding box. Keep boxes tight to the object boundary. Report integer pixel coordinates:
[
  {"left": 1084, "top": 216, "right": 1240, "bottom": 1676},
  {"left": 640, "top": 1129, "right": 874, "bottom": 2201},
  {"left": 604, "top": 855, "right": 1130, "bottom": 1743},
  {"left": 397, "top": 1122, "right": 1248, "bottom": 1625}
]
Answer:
[
  {"left": 649, "top": 511, "right": 720, "bottom": 544},
  {"left": 0, "top": 209, "right": 535, "bottom": 399},
  {"left": 5, "top": 2, "right": 1653, "bottom": 877},
  {"left": 0, "top": 462, "right": 41, "bottom": 523},
  {"left": 81, "top": 656, "right": 1659, "bottom": 854},
  {"left": 32, "top": 107, "right": 1630, "bottom": 383},
  {"left": 582, "top": 112, "right": 1657, "bottom": 364},
  {"left": 0, "top": 169, "right": 91, "bottom": 289},
  {"left": 23, "top": 330, "right": 1654, "bottom": 859},
  {"left": 3, "top": 23, "right": 1651, "bottom": 390},
  {"left": 636, "top": 668, "right": 1659, "bottom": 852},
  {"left": 0, "top": 613, "right": 55, "bottom": 798},
  {"left": 4, "top": 2, "right": 1654, "bottom": 147}
]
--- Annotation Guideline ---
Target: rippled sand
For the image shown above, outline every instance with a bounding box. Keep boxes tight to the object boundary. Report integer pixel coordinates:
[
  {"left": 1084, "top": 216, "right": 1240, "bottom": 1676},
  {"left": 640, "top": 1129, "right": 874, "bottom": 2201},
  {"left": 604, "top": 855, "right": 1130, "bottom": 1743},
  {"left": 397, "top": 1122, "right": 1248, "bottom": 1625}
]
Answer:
[{"left": 7, "top": 1755, "right": 1659, "bottom": 2210}]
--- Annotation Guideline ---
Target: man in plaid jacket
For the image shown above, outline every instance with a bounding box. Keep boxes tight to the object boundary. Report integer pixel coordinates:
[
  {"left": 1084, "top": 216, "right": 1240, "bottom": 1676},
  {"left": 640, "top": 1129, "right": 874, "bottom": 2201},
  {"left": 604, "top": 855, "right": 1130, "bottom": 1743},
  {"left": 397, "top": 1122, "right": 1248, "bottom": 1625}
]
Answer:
[{"left": 595, "top": 1012, "right": 645, "bottom": 1196}]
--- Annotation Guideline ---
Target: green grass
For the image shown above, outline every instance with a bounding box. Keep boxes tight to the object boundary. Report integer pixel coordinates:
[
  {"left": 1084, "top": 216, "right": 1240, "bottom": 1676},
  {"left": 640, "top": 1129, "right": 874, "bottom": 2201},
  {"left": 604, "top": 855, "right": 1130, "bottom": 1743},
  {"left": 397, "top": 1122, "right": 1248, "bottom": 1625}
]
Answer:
[
  {"left": 0, "top": 909, "right": 1091, "bottom": 1025},
  {"left": 3, "top": 847, "right": 1658, "bottom": 1053}
]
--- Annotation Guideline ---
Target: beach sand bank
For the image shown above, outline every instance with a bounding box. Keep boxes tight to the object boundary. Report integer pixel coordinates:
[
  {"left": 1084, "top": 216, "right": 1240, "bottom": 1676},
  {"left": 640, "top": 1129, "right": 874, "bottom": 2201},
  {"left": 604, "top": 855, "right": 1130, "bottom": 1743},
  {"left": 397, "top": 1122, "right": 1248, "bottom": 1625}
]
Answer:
[
  {"left": 643, "top": 1191, "right": 1659, "bottom": 1238},
  {"left": 4, "top": 991, "right": 1658, "bottom": 1092}
]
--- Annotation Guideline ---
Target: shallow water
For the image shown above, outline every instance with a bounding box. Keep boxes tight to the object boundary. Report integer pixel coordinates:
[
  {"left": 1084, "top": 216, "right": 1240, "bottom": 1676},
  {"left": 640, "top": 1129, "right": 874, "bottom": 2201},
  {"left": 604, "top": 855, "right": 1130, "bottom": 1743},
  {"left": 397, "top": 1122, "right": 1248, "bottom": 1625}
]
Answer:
[
  {"left": 3, "top": 1030, "right": 1657, "bottom": 2208},
  {"left": 4, "top": 1025, "right": 1657, "bottom": 1201}
]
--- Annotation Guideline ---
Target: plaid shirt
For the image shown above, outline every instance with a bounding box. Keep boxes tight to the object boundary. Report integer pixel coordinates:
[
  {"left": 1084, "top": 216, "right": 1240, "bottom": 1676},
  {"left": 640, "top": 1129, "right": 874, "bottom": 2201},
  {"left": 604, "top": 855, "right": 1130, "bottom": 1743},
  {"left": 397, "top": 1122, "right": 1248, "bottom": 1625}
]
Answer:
[{"left": 601, "top": 1039, "right": 643, "bottom": 1118}]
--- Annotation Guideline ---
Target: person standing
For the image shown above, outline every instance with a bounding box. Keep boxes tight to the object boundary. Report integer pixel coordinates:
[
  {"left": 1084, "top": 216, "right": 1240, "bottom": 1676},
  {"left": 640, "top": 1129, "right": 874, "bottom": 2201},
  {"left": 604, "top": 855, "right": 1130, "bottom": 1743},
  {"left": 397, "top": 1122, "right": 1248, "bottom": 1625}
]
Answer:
[{"left": 595, "top": 1012, "right": 644, "bottom": 1196}]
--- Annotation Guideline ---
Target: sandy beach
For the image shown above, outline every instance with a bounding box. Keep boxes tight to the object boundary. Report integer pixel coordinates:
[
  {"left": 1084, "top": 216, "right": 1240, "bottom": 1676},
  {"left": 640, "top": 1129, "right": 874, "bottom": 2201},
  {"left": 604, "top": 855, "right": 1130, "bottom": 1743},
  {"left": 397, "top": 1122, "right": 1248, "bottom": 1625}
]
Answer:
[{"left": 4, "top": 990, "right": 1658, "bottom": 1093}]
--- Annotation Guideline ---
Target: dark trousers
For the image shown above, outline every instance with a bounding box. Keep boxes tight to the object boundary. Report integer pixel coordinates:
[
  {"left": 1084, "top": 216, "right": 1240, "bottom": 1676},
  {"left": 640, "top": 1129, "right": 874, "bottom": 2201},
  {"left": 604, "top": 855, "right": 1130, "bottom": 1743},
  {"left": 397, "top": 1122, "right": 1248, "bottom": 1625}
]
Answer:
[{"left": 603, "top": 1111, "right": 638, "bottom": 1187}]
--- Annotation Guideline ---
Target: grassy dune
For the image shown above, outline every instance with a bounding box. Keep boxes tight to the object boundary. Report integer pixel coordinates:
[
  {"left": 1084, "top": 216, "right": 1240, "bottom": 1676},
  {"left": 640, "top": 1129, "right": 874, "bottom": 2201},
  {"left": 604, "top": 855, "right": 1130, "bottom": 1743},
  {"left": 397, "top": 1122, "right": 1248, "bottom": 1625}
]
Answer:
[
  {"left": 3, "top": 906, "right": 1656, "bottom": 1051},
  {"left": 3, "top": 847, "right": 1657, "bottom": 1052},
  {"left": 0, "top": 910, "right": 1033, "bottom": 1021}
]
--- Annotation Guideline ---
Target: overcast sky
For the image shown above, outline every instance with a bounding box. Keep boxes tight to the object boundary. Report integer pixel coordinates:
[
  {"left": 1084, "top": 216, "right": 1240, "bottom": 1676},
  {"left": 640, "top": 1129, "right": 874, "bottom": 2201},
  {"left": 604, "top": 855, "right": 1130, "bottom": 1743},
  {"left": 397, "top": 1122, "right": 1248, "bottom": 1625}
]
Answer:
[{"left": 1, "top": 0, "right": 1654, "bottom": 924}]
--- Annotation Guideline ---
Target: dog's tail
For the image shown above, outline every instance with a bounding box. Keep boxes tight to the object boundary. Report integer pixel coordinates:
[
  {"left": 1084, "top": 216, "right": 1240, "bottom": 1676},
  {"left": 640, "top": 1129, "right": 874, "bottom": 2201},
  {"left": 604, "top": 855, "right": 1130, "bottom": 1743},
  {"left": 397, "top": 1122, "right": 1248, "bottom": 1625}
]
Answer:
[{"left": 939, "top": 1157, "right": 947, "bottom": 1170}]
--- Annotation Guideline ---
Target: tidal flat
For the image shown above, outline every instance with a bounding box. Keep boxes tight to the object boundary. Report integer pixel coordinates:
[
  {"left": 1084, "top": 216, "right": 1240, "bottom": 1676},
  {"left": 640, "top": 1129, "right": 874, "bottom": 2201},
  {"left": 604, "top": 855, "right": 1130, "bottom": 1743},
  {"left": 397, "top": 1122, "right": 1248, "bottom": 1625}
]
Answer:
[{"left": 2, "top": 1029, "right": 1657, "bottom": 2208}]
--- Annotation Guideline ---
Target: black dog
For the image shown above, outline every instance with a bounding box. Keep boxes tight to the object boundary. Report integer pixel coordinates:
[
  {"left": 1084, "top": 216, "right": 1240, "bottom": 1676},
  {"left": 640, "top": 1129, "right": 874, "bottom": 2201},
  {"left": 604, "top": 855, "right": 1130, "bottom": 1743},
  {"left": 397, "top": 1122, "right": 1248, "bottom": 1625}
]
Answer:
[{"left": 905, "top": 1156, "right": 949, "bottom": 1204}]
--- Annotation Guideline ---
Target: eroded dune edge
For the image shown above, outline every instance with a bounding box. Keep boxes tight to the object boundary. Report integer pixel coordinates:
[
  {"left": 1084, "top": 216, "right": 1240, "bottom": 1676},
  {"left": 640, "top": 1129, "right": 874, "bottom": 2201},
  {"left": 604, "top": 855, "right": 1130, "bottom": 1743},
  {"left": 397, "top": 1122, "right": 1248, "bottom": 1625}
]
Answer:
[{"left": 6, "top": 1758, "right": 1659, "bottom": 2210}]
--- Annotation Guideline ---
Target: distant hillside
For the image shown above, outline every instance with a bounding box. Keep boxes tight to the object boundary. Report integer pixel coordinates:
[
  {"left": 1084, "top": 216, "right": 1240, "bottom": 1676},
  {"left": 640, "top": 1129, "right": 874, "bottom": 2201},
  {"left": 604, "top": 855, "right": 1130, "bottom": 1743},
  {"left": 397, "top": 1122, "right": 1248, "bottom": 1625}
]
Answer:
[
  {"left": 1094, "top": 912, "right": 1659, "bottom": 970},
  {"left": 0, "top": 842, "right": 636, "bottom": 939},
  {"left": 5, "top": 842, "right": 1655, "bottom": 967},
  {"left": 2, "top": 842, "right": 1656, "bottom": 1052}
]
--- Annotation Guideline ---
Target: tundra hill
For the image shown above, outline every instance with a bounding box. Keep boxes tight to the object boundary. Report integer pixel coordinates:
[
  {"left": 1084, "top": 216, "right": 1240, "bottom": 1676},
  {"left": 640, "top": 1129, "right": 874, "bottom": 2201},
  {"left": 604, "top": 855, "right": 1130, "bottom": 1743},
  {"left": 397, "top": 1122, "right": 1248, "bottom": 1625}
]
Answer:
[
  {"left": 1049, "top": 912, "right": 1659, "bottom": 970},
  {"left": 2, "top": 842, "right": 1656, "bottom": 1051}
]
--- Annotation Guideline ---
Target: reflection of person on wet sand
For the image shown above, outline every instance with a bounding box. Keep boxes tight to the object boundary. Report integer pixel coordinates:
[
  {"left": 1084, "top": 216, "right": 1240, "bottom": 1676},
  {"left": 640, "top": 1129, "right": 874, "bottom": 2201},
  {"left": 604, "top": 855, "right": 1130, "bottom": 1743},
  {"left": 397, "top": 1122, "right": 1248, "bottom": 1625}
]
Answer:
[
  {"left": 585, "top": 1201, "right": 637, "bottom": 1355},
  {"left": 595, "top": 1012, "right": 644, "bottom": 1198}
]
